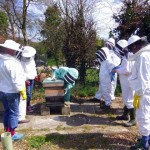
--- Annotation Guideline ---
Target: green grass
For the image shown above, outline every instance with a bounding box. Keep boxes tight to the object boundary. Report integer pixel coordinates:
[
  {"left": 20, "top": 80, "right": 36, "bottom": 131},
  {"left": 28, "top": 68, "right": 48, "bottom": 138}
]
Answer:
[
  {"left": 72, "top": 83, "right": 98, "bottom": 97},
  {"left": 55, "top": 125, "right": 63, "bottom": 131},
  {"left": 26, "top": 132, "right": 114, "bottom": 149},
  {"left": 27, "top": 134, "right": 66, "bottom": 149},
  {"left": 27, "top": 136, "right": 46, "bottom": 149}
]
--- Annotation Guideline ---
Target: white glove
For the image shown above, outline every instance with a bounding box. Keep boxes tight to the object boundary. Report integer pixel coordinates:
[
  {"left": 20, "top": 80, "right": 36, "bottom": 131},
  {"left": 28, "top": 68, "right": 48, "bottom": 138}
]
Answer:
[
  {"left": 64, "top": 88, "right": 67, "bottom": 95},
  {"left": 51, "top": 77, "right": 56, "bottom": 81}
]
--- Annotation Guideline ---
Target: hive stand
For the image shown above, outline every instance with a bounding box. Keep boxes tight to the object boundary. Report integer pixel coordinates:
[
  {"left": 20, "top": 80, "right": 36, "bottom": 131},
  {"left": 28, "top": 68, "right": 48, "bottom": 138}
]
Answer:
[{"left": 41, "top": 78, "right": 70, "bottom": 115}]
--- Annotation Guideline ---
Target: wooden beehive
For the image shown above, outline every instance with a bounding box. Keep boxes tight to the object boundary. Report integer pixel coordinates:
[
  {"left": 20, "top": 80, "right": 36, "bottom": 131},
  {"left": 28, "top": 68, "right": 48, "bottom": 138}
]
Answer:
[
  {"left": 42, "top": 77, "right": 64, "bottom": 97},
  {"left": 42, "top": 77, "right": 65, "bottom": 107},
  {"left": 42, "top": 78, "right": 70, "bottom": 115}
]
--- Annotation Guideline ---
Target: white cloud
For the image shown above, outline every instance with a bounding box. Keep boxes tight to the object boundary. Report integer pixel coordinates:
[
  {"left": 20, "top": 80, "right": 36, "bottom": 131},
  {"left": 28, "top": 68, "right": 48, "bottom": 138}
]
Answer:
[{"left": 93, "top": 0, "right": 123, "bottom": 39}]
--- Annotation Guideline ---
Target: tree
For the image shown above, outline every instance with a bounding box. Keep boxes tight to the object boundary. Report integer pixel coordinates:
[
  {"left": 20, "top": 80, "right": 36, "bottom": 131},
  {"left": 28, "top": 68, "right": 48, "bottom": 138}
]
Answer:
[
  {"left": 0, "top": 11, "right": 8, "bottom": 37},
  {"left": 41, "top": 4, "right": 64, "bottom": 67},
  {"left": 58, "top": 0, "right": 97, "bottom": 83},
  {"left": 113, "top": 0, "right": 150, "bottom": 40},
  {"left": 0, "top": 0, "right": 44, "bottom": 45}
]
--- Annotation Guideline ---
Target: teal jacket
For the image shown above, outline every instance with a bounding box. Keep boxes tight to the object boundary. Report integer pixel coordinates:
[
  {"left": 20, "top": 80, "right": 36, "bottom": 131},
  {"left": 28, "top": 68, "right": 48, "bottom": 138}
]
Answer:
[{"left": 53, "top": 67, "right": 78, "bottom": 90}]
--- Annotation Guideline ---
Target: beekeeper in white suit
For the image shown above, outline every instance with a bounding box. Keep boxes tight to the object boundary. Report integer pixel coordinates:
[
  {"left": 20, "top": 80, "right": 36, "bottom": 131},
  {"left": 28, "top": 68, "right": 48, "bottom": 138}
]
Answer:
[
  {"left": 126, "top": 35, "right": 150, "bottom": 150},
  {"left": 105, "top": 38, "right": 121, "bottom": 101},
  {"left": 111, "top": 39, "right": 136, "bottom": 127},
  {"left": 20, "top": 46, "right": 38, "bottom": 114},
  {"left": 95, "top": 47, "right": 115, "bottom": 109},
  {"left": 0, "top": 39, "right": 25, "bottom": 140},
  {"left": 91, "top": 38, "right": 120, "bottom": 103}
]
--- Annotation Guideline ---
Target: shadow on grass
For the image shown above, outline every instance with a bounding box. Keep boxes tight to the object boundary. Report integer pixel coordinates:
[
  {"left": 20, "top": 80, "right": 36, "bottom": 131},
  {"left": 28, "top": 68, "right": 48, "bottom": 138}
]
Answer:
[{"left": 27, "top": 132, "right": 135, "bottom": 150}]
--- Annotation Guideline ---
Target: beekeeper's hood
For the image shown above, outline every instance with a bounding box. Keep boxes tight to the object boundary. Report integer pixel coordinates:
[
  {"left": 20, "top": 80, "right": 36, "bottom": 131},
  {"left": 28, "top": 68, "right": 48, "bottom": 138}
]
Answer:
[
  {"left": 127, "top": 35, "right": 150, "bottom": 60},
  {"left": 96, "top": 47, "right": 109, "bottom": 63},
  {"left": 127, "top": 35, "right": 141, "bottom": 48},
  {"left": 0, "top": 39, "right": 21, "bottom": 52},
  {"left": 22, "top": 46, "right": 36, "bottom": 58},
  {"left": 64, "top": 68, "right": 79, "bottom": 84},
  {"left": 105, "top": 38, "right": 115, "bottom": 50},
  {"left": 114, "top": 39, "right": 128, "bottom": 58}
]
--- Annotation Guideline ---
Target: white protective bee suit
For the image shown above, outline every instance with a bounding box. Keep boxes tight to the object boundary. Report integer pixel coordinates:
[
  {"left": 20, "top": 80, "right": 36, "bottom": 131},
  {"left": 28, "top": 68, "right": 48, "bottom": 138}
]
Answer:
[
  {"left": 18, "top": 46, "right": 37, "bottom": 120},
  {"left": 109, "top": 48, "right": 121, "bottom": 100},
  {"left": 0, "top": 40, "right": 26, "bottom": 140},
  {"left": 105, "top": 38, "right": 121, "bottom": 100},
  {"left": 0, "top": 54, "right": 25, "bottom": 93},
  {"left": 98, "top": 47, "right": 115, "bottom": 106},
  {"left": 116, "top": 52, "right": 135, "bottom": 109},
  {"left": 129, "top": 44, "right": 150, "bottom": 136}
]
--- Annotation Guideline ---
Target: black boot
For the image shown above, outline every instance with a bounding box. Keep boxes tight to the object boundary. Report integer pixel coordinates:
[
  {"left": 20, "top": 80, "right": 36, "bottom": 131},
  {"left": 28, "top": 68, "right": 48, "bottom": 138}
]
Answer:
[
  {"left": 124, "top": 108, "right": 136, "bottom": 127},
  {"left": 116, "top": 106, "right": 129, "bottom": 120}
]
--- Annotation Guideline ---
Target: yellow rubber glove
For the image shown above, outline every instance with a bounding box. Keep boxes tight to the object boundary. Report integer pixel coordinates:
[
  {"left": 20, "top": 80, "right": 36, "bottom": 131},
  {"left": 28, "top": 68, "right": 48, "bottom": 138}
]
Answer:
[
  {"left": 19, "top": 87, "right": 27, "bottom": 100},
  {"left": 133, "top": 94, "right": 140, "bottom": 109}
]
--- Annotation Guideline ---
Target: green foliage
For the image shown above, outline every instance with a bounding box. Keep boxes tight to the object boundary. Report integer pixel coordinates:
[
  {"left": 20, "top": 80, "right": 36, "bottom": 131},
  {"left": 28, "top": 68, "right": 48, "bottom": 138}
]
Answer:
[
  {"left": 113, "top": 0, "right": 150, "bottom": 40},
  {"left": 32, "top": 85, "right": 44, "bottom": 100},
  {"left": 41, "top": 4, "right": 64, "bottom": 67},
  {"left": 33, "top": 42, "right": 47, "bottom": 55},
  {"left": 85, "top": 68, "right": 99, "bottom": 83},
  {"left": 44, "top": 4, "right": 62, "bottom": 26},
  {"left": 28, "top": 136, "right": 45, "bottom": 148},
  {"left": 72, "top": 83, "right": 98, "bottom": 97},
  {"left": 72, "top": 68, "right": 121, "bottom": 97},
  {"left": 72, "top": 68, "right": 99, "bottom": 97},
  {"left": 0, "top": 11, "right": 8, "bottom": 34},
  {"left": 96, "top": 38, "right": 104, "bottom": 50},
  {"left": 46, "top": 58, "right": 60, "bottom": 66},
  {"left": 27, "top": 134, "right": 66, "bottom": 149}
]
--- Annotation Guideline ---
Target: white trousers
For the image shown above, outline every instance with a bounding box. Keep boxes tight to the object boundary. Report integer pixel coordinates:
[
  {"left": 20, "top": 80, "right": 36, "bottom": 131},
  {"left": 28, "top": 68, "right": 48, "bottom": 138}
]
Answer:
[
  {"left": 110, "top": 74, "right": 117, "bottom": 100},
  {"left": 136, "top": 95, "right": 150, "bottom": 136},
  {"left": 18, "top": 96, "right": 27, "bottom": 121}
]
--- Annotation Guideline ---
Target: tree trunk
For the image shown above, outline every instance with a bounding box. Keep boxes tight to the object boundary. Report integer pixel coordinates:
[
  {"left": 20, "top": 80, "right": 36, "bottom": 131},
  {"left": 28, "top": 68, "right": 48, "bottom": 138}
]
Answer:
[
  {"left": 79, "top": 60, "right": 86, "bottom": 84},
  {"left": 22, "top": 0, "right": 28, "bottom": 45}
]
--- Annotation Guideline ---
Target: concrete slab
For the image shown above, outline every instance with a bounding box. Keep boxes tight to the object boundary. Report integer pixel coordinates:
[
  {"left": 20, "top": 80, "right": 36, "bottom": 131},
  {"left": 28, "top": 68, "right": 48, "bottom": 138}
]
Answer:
[{"left": 0, "top": 98, "right": 135, "bottom": 135}]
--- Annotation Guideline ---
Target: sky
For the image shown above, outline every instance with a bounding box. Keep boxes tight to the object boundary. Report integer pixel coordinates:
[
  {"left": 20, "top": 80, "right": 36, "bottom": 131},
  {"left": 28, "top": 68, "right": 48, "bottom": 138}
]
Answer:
[
  {"left": 93, "top": 0, "right": 123, "bottom": 39},
  {"left": 28, "top": 0, "right": 123, "bottom": 41}
]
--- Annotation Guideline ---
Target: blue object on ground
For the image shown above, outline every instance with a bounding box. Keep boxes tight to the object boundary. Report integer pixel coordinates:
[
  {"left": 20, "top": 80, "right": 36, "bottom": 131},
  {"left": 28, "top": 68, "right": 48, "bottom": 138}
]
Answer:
[{"left": 12, "top": 133, "right": 24, "bottom": 141}]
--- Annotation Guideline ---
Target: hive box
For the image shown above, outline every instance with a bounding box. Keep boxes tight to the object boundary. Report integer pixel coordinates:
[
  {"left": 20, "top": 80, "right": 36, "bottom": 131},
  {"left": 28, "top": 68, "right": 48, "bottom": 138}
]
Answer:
[
  {"left": 42, "top": 77, "right": 64, "bottom": 97},
  {"left": 42, "top": 78, "right": 70, "bottom": 115},
  {"left": 42, "top": 77, "right": 65, "bottom": 106}
]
